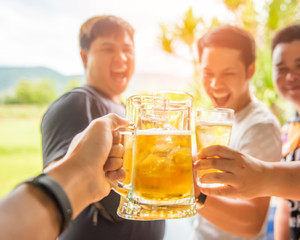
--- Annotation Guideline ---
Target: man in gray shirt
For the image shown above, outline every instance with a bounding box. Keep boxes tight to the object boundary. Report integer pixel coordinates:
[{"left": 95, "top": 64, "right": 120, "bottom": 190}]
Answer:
[{"left": 41, "top": 15, "right": 165, "bottom": 240}]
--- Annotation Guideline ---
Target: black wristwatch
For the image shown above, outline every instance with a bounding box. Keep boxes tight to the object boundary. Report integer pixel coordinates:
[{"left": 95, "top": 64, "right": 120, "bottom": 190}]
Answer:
[
  {"left": 197, "top": 193, "right": 207, "bottom": 206},
  {"left": 24, "top": 173, "right": 73, "bottom": 233}
]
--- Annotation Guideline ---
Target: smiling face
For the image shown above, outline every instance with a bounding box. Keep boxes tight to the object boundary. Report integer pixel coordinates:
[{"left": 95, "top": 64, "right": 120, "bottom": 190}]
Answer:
[
  {"left": 80, "top": 32, "right": 135, "bottom": 102},
  {"left": 272, "top": 40, "right": 300, "bottom": 108},
  {"left": 200, "top": 47, "right": 254, "bottom": 113}
]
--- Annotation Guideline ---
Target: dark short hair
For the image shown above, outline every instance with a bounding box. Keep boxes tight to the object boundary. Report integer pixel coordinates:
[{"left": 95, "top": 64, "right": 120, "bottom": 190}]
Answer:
[
  {"left": 197, "top": 25, "right": 256, "bottom": 68},
  {"left": 271, "top": 23, "right": 300, "bottom": 53},
  {"left": 79, "top": 15, "right": 135, "bottom": 50}
]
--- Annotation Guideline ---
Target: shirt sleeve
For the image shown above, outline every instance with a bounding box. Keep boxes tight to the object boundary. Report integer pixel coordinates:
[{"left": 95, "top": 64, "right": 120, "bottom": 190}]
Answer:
[
  {"left": 238, "top": 122, "right": 282, "bottom": 163},
  {"left": 41, "top": 92, "right": 99, "bottom": 168}
]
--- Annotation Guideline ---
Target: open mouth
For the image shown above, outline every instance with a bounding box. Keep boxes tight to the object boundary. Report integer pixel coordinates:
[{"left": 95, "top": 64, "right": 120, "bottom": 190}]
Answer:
[
  {"left": 111, "top": 69, "right": 127, "bottom": 81},
  {"left": 212, "top": 93, "right": 230, "bottom": 107}
]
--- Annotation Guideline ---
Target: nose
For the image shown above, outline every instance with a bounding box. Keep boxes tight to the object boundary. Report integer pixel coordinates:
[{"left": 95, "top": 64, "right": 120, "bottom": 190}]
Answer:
[
  {"left": 114, "top": 51, "right": 128, "bottom": 63},
  {"left": 286, "top": 71, "right": 299, "bottom": 82},
  {"left": 210, "top": 77, "right": 223, "bottom": 88}
]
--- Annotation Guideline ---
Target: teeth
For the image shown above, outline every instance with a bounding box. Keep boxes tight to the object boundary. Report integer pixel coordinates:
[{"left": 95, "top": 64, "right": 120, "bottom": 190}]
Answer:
[{"left": 212, "top": 92, "right": 229, "bottom": 98}]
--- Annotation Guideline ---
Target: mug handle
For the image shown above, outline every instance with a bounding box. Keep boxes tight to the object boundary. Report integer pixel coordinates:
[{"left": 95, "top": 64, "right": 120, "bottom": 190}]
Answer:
[
  {"left": 106, "top": 125, "right": 134, "bottom": 196},
  {"left": 106, "top": 177, "right": 131, "bottom": 196}
]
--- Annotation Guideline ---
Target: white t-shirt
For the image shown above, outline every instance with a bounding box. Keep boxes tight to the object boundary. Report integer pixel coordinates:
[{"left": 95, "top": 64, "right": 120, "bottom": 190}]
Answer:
[{"left": 190, "top": 98, "right": 282, "bottom": 240}]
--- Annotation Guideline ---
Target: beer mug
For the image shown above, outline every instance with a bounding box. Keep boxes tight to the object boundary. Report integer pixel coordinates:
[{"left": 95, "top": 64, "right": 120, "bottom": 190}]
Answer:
[
  {"left": 121, "top": 95, "right": 167, "bottom": 186},
  {"left": 115, "top": 104, "right": 196, "bottom": 220},
  {"left": 153, "top": 90, "right": 193, "bottom": 106},
  {"left": 116, "top": 95, "right": 168, "bottom": 219},
  {"left": 154, "top": 90, "right": 193, "bottom": 130},
  {"left": 195, "top": 108, "right": 234, "bottom": 187}
]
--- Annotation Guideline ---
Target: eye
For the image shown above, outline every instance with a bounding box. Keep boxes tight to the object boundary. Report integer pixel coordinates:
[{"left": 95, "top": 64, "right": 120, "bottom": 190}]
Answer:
[
  {"left": 224, "top": 72, "right": 234, "bottom": 76},
  {"left": 124, "top": 47, "right": 134, "bottom": 54},
  {"left": 101, "top": 47, "right": 115, "bottom": 53},
  {"left": 203, "top": 71, "right": 213, "bottom": 78},
  {"left": 277, "top": 67, "right": 288, "bottom": 75}
]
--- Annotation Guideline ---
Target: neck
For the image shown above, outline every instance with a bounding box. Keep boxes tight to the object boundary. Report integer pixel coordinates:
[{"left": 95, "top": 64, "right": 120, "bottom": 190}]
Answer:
[
  {"left": 235, "top": 94, "right": 252, "bottom": 113},
  {"left": 111, "top": 95, "right": 122, "bottom": 104}
]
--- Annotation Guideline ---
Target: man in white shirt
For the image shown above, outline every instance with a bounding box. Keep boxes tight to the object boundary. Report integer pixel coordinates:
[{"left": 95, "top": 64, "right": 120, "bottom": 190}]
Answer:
[{"left": 191, "top": 25, "right": 282, "bottom": 240}]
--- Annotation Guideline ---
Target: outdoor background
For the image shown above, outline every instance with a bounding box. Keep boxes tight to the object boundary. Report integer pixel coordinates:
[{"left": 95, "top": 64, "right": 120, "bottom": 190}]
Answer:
[{"left": 0, "top": 0, "right": 299, "bottom": 239}]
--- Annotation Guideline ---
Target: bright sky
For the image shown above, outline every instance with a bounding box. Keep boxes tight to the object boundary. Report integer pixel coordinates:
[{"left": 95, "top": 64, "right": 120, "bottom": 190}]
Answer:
[{"left": 0, "top": 0, "right": 235, "bottom": 78}]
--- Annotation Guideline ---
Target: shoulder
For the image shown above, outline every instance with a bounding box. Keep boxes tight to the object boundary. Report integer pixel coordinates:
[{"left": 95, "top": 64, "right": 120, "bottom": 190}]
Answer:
[
  {"left": 245, "top": 100, "right": 280, "bottom": 126},
  {"left": 42, "top": 89, "right": 90, "bottom": 122},
  {"left": 237, "top": 122, "right": 282, "bottom": 162},
  {"left": 233, "top": 99, "right": 280, "bottom": 135},
  {"left": 238, "top": 99, "right": 281, "bottom": 134},
  {"left": 43, "top": 86, "right": 112, "bottom": 121},
  {"left": 232, "top": 100, "right": 282, "bottom": 161},
  {"left": 76, "top": 85, "right": 125, "bottom": 117}
]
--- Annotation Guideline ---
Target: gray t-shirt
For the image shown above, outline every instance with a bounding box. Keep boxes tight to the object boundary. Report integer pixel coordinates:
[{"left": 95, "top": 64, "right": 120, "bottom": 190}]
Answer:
[{"left": 41, "top": 85, "right": 165, "bottom": 240}]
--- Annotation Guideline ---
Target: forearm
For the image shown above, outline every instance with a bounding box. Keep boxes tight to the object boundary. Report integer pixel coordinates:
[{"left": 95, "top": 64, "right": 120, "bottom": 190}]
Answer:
[
  {"left": 0, "top": 184, "right": 61, "bottom": 240},
  {"left": 263, "top": 161, "right": 300, "bottom": 200},
  {"left": 274, "top": 198, "right": 290, "bottom": 240},
  {"left": 198, "top": 196, "right": 270, "bottom": 238},
  {"left": 0, "top": 163, "right": 107, "bottom": 240}
]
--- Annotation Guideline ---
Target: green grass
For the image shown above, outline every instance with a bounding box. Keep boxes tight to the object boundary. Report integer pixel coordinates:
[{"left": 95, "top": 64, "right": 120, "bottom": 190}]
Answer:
[{"left": 0, "top": 105, "right": 47, "bottom": 198}]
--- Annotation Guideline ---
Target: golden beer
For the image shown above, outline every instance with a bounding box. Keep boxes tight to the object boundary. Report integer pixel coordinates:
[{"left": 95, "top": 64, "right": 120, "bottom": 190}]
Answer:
[
  {"left": 132, "top": 130, "right": 193, "bottom": 202},
  {"left": 195, "top": 120, "right": 232, "bottom": 176},
  {"left": 122, "top": 134, "right": 133, "bottom": 185},
  {"left": 195, "top": 121, "right": 232, "bottom": 149}
]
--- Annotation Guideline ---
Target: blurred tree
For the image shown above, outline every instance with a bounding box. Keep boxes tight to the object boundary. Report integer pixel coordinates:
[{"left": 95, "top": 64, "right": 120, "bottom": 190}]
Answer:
[
  {"left": 158, "top": 0, "right": 300, "bottom": 123},
  {"left": 4, "top": 79, "right": 57, "bottom": 105},
  {"left": 223, "top": 0, "right": 247, "bottom": 11},
  {"left": 159, "top": 8, "right": 204, "bottom": 72},
  {"left": 266, "top": 0, "right": 300, "bottom": 31},
  {"left": 158, "top": 8, "right": 218, "bottom": 108}
]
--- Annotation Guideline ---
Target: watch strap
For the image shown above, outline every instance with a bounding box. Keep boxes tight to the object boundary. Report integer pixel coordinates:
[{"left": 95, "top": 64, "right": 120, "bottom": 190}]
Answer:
[
  {"left": 197, "top": 192, "right": 207, "bottom": 206},
  {"left": 24, "top": 173, "right": 73, "bottom": 233}
]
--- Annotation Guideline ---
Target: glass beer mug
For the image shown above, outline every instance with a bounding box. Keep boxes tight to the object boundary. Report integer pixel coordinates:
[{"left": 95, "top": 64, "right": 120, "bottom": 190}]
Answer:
[
  {"left": 121, "top": 95, "right": 166, "bottom": 187},
  {"left": 153, "top": 90, "right": 193, "bottom": 115},
  {"left": 194, "top": 108, "right": 234, "bottom": 187},
  {"left": 116, "top": 95, "right": 168, "bottom": 219},
  {"left": 153, "top": 90, "right": 193, "bottom": 131},
  {"left": 114, "top": 103, "right": 196, "bottom": 220}
]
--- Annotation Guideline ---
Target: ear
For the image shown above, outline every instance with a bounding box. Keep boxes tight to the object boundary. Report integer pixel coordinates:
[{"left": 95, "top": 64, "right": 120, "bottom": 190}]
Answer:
[
  {"left": 80, "top": 49, "right": 88, "bottom": 69},
  {"left": 246, "top": 62, "right": 255, "bottom": 80}
]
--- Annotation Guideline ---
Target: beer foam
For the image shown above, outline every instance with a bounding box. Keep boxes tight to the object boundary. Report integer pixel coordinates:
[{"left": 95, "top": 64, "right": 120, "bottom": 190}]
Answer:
[
  {"left": 136, "top": 129, "right": 191, "bottom": 135},
  {"left": 195, "top": 120, "right": 232, "bottom": 126}
]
